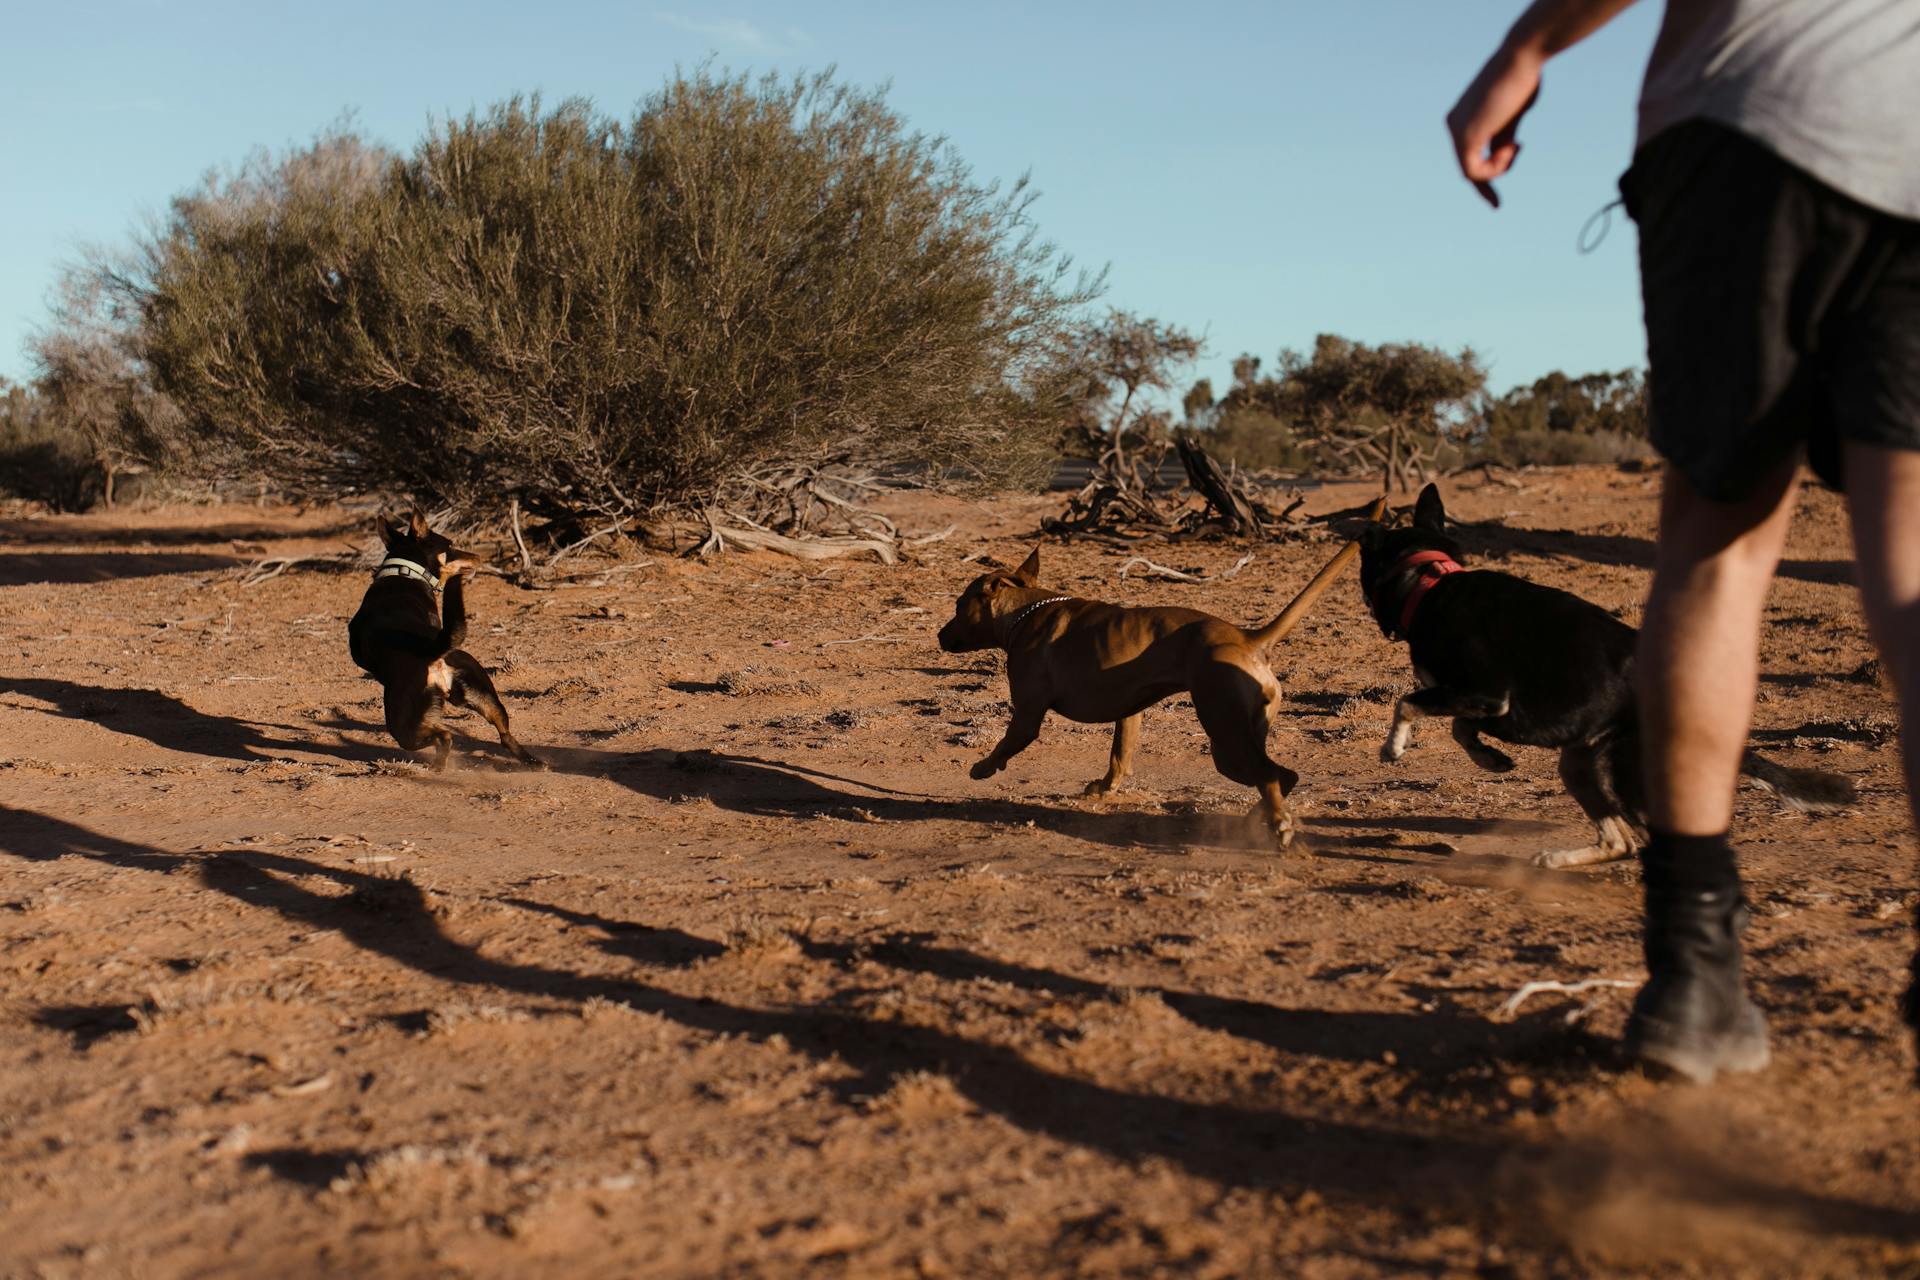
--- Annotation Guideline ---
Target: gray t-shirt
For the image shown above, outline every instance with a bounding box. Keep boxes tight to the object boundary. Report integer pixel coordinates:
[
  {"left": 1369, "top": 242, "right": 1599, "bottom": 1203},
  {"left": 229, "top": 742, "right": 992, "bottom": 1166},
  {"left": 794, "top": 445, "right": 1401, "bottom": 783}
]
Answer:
[{"left": 1638, "top": 0, "right": 1920, "bottom": 218}]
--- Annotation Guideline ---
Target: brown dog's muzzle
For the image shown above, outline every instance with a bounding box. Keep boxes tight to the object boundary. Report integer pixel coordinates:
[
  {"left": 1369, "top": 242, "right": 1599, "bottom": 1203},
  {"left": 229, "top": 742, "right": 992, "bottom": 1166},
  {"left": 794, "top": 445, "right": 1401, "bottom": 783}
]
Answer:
[{"left": 937, "top": 618, "right": 991, "bottom": 653}]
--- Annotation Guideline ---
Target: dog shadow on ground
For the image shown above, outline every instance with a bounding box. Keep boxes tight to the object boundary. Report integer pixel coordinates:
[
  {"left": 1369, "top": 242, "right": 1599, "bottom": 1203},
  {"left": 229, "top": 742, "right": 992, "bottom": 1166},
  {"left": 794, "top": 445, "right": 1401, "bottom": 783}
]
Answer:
[
  {"left": 539, "top": 744, "right": 1530, "bottom": 863},
  {"left": 0, "top": 676, "right": 391, "bottom": 767},
  {"left": 0, "top": 550, "right": 248, "bottom": 587},
  {"left": 0, "top": 515, "right": 364, "bottom": 547},
  {"left": 5, "top": 802, "right": 1913, "bottom": 1259}
]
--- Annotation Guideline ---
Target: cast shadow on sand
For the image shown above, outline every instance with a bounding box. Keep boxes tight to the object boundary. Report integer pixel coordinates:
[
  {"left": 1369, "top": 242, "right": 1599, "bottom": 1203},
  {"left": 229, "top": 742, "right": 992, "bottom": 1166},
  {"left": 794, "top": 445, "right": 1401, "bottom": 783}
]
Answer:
[
  {"left": 0, "top": 550, "right": 245, "bottom": 587},
  {"left": 540, "top": 744, "right": 1550, "bottom": 862},
  {"left": 1453, "top": 520, "right": 1849, "bottom": 588},
  {"left": 0, "top": 676, "right": 390, "bottom": 767},
  {"left": 4, "top": 803, "right": 1913, "bottom": 1261}
]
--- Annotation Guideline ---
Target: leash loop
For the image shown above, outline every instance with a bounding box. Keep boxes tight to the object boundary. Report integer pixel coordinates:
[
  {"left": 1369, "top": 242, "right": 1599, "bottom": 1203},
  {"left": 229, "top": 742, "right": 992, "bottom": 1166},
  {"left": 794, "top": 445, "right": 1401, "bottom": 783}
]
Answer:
[{"left": 1578, "top": 198, "right": 1625, "bottom": 254}]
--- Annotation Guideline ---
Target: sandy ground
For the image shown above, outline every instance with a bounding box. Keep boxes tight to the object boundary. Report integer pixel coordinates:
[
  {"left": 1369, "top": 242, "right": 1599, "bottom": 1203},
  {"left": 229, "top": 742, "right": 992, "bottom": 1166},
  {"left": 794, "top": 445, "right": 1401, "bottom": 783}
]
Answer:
[{"left": 1, "top": 467, "right": 1916, "bottom": 1279}]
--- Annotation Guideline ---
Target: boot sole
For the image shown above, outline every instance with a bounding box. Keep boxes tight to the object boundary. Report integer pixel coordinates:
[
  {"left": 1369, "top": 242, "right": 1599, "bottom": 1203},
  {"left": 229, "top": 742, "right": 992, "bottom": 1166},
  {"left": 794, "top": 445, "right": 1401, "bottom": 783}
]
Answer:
[{"left": 1626, "top": 1016, "right": 1770, "bottom": 1084}]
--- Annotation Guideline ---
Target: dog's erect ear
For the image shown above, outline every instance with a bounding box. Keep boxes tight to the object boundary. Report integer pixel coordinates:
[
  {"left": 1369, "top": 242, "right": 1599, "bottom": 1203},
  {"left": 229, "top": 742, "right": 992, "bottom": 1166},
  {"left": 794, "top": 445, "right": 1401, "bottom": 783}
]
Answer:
[
  {"left": 1413, "top": 484, "right": 1446, "bottom": 532},
  {"left": 408, "top": 508, "right": 431, "bottom": 539},
  {"left": 379, "top": 517, "right": 403, "bottom": 547},
  {"left": 1358, "top": 522, "right": 1387, "bottom": 551},
  {"left": 1011, "top": 546, "right": 1041, "bottom": 586}
]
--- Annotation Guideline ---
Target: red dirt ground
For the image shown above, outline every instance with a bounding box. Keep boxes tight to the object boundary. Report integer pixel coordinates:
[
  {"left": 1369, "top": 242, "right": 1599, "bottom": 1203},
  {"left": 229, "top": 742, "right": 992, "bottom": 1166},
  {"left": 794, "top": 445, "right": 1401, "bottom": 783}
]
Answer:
[{"left": 1, "top": 466, "right": 1915, "bottom": 1278}]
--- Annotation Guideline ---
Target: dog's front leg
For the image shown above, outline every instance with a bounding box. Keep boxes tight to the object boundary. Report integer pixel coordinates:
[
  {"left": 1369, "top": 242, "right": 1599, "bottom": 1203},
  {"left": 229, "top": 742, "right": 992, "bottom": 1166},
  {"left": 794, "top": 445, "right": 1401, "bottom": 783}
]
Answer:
[
  {"left": 1450, "top": 719, "right": 1516, "bottom": 772},
  {"left": 971, "top": 703, "right": 1047, "bottom": 780},
  {"left": 1381, "top": 695, "right": 1427, "bottom": 763},
  {"left": 1381, "top": 685, "right": 1509, "bottom": 763},
  {"left": 1083, "top": 713, "right": 1141, "bottom": 798}
]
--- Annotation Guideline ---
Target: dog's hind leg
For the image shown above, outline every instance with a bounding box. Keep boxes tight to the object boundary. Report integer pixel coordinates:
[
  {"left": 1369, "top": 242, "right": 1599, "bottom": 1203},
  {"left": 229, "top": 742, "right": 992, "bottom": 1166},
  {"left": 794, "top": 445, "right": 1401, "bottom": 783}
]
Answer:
[
  {"left": 1534, "top": 740, "right": 1640, "bottom": 869},
  {"left": 443, "top": 650, "right": 546, "bottom": 769},
  {"left": 387, "top": 683, "right": 454, "bottom": 770},
  {"left": 1193, "top": 666, "right": 1298, "bottom": 848},
  {"left": 971, "top": 702, "right": 1046, "bottom": 780},
  {"left": 1450, "top": 719, "right": 1516, "bottom": 772},
  {"left": 1083, "top": 713, "right": 1142, "bottom": 798}
]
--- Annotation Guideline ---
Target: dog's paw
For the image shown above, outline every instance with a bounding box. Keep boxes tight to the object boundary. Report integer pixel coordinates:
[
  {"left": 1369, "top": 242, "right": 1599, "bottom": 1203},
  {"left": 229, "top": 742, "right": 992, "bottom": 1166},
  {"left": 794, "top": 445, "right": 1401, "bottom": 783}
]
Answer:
[
  {"left": 969, "top": 758, "right": 1000, "bottom": 781},
  {"left": 1379, "top": 740, "right": 1406, "bottom": 764},
  {"left": 1531, "top": 845, "right": 1622, "bottom": 870},
  {"left": 1081, "top": 779, "right": 1118, "bottom": 799},
  {"left": 1469, "top": 748, "right": 1516, "bottom": 773}
]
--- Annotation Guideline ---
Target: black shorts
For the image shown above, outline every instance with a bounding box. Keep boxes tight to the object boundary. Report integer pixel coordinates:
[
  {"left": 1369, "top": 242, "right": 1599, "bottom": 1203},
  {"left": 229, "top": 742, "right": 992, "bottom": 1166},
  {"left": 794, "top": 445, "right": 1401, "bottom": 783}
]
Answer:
[{"left": 1620, "top": 120, "right": 1920, "bottom": 500}]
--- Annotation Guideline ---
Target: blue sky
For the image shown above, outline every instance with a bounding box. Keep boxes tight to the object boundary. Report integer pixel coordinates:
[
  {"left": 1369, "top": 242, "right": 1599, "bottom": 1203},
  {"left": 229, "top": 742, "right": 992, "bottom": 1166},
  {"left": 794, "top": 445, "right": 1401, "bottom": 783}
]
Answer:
[{"left": 1, "top": 0, "right": 1663, "bottom": 399}]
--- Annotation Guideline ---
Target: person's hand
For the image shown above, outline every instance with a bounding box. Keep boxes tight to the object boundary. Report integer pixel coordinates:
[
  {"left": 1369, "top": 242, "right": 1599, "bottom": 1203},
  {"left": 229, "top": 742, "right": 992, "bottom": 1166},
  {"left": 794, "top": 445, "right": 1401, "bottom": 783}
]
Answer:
[{"left": 1446, "top": 46, "right": 1543, "bottom": 208}]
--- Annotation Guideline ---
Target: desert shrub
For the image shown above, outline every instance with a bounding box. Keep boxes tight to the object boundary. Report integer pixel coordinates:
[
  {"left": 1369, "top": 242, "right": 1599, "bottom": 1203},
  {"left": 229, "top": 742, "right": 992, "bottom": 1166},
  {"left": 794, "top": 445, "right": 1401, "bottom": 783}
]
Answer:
[
  {"left": 1467, "top": 368, "right": 1651, "bottom": 466},
  {"left": 1470, "top": 426, "right": 1651, "bottom": 467},
  {"left": 1048, "top": 309, "right": 1199, "bottom": 485},
  {"left": 1481, "top": 368, "right": 1647, "bottom": 440},
  {"left": 4, "top": 257, "right": 189, "bottom": 510},
  {"left": 105, "top": 74, "right": 1094, "bottom": 527},
  {"left": 1204, "top": 407, "right": 1313, "bottom": 471},
  {"left": 0, "top": 380, "right": 94, "bottom": 508},
  {"left": 1216, "top": 335, "right": 1486, "bottom": 491}
]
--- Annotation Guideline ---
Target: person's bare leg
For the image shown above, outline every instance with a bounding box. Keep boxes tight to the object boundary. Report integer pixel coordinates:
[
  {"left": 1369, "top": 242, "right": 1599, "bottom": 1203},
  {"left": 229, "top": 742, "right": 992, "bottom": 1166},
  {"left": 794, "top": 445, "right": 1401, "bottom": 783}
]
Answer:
[
  {"left": 1840, "top": 441, "right": 1920, "bottom": 1069},
  {"left": 1842, "top": 443, "right": 1920, "bottom": 819},
  {"left": 1628, "top": 455, "right": 1801, "bottom": 1082},
  {"left": 1637, "top": 456, "right": 1804, "bottom": 832}
]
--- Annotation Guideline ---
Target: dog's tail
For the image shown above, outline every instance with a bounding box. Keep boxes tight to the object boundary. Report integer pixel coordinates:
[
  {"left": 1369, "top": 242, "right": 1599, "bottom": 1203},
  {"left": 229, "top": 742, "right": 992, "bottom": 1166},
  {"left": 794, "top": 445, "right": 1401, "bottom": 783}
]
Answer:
[
  {"left": 1248, "top": 496, "right": 1388, "bottom": 651},
  {"left": 1741, "top": 750, "right": 1857, "bottom": 813},
  {"left": 436, "top": 572, "right": 468, "bottom": 655}
]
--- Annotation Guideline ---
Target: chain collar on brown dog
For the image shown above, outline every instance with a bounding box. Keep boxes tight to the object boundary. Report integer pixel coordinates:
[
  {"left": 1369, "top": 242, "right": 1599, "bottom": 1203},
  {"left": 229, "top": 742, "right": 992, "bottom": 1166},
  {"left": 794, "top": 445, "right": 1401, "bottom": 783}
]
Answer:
[
  {"left": 1002, "top": 596, "right": 1070, "bottom": 645},
  {"left": 373, "top": 557, "right": 440, "bottom": 592}
]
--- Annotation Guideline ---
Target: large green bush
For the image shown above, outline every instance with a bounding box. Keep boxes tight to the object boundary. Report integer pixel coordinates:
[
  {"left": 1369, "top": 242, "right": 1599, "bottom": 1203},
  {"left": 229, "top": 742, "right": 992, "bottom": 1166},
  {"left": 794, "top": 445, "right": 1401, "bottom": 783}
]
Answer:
[{"left": 112, "top": 73, "right": 1093, "bottom": 526}]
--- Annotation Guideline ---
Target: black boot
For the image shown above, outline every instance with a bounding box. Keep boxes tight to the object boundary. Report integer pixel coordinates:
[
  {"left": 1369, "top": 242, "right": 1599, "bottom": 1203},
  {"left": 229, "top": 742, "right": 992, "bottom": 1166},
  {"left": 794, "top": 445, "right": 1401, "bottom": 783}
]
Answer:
[{"left": 1624, "top": 833, "right": 1769, "bottom": 1083}]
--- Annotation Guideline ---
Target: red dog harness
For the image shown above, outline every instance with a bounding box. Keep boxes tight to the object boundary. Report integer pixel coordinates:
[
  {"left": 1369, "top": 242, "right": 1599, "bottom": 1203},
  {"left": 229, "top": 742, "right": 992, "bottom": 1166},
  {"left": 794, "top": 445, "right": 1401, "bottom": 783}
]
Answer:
[{"left": 1370, "top": 549, "right": 1463, "bottom": 640}]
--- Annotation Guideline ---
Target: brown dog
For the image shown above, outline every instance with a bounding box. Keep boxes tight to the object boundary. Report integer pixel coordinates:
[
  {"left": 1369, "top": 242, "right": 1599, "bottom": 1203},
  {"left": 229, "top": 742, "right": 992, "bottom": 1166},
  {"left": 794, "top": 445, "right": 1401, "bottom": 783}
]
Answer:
[
  {"left": 347, "top": 510, "right": 544, "bottom": 772},
  {"left": 936, "top": 528, "right": 1374, "bottom": 845}
]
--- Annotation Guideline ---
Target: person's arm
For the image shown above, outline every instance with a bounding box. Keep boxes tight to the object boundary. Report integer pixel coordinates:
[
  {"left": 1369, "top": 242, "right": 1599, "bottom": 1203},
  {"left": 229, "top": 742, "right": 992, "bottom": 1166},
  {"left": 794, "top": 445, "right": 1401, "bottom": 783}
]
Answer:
[{"left": 1446, "top": 0, "right": 1644, "bottom": 208}]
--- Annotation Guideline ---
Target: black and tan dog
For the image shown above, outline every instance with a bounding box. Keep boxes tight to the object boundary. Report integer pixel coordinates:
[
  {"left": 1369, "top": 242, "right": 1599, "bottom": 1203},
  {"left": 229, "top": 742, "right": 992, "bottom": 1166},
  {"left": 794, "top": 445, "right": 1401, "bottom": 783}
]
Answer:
[
  {"left": 936, "top": 523, "right": 1377, "bottom": 846},
  {"left": 348, "top": 510, "right": 544, "bottom": 771},
  {"left": 1359, "top": 483, "right": 1852, "bottom": 867}
]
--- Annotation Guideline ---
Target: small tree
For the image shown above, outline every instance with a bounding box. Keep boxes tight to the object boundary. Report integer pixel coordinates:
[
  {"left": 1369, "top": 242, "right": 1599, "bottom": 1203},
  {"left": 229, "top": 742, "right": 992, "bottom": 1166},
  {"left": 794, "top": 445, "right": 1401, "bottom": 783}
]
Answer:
[
  {"left": 1481, "top": 368, "right": 1647, "bottom": 438},
  {"left": 1056, "top": 309, "right": 1201, "bottom": 489},
  {"left": 1222, "top": 335, "right": 1485, "bottom": 492},
  {"left": 28, "top": 260, "right": 187, "bottom": 507}
]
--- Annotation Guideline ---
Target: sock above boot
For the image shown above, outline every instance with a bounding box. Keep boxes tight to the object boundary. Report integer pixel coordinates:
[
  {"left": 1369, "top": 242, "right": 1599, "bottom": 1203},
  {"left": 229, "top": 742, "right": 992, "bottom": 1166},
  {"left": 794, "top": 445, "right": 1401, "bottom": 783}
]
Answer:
[{"left": 1640, "top": 828, "right": 1739, "bottom": 895}]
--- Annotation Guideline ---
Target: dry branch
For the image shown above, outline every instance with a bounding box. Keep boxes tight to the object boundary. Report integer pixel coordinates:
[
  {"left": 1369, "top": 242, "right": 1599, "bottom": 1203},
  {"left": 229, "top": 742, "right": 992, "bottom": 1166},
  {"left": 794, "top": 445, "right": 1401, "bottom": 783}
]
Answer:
[
  {"left": 698, "top": 518, "right": 898, "bottom": 565},
  {"left": 1118, "top": 552, "right": 1255, "bottom": 584},
  {"left": 1497, "top": 977, "right": 1637, "bottom": 1021}
]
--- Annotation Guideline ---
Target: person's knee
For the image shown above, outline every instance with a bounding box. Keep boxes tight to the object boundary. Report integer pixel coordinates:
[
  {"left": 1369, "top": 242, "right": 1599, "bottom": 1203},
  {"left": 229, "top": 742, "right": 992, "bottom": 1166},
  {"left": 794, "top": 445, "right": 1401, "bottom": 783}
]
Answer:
[{"left": 1650, "top": 470, "right": 1800, "bottom": 601}]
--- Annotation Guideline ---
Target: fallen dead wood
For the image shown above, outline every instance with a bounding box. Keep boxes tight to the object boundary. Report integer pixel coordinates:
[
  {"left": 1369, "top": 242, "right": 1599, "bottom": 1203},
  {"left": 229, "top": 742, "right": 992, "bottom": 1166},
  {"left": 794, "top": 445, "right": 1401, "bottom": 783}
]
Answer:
[
  {"left": 698, "top": 519, "right": 898, "bottom": 565},
  {"left": 236, "top": 550, "right": 365, "bottom": 587},
  {"left": 1176, "top": 434, "right": 1266, "bottom": 538},
  {"left": 1044, "top": 434, "right": 1312, "bottom": 546},
  {"left": 1497, "top": 977, "right": 1638, "bottom": 1021},
  {"left": 1118, "top": 552, "right": 1255, "bottom": 584}
]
